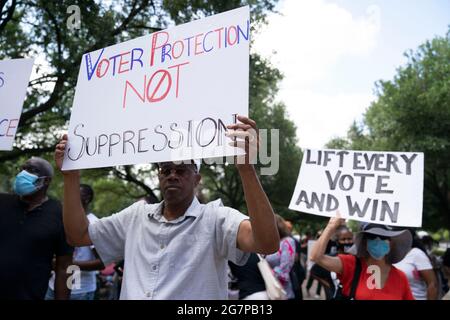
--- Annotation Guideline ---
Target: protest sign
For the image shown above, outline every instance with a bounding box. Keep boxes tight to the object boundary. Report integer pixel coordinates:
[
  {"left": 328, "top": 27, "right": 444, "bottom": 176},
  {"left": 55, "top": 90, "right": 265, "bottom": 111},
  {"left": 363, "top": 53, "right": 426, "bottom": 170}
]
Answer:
[
  {"left": 0, "top": 58, "right": 34, "bottom": 150},
  {"left": 63, "top": 6, "right": 249, "bottom": 170},
  {"left": 289, "top": 149, "right": 424, "bottom": 227}
]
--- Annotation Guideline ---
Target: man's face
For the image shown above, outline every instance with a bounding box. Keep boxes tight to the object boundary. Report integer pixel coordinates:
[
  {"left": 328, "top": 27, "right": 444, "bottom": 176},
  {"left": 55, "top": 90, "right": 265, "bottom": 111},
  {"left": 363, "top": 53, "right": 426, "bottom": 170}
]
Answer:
[
  {"left": 158, "top": 162, "right": 200, "bottom": 204},
  {"left": 80, "top": 187, "right": 92, "bottom": 208},
  {"left": 20, "top": 158, "right": 51, "bottom": 188}
]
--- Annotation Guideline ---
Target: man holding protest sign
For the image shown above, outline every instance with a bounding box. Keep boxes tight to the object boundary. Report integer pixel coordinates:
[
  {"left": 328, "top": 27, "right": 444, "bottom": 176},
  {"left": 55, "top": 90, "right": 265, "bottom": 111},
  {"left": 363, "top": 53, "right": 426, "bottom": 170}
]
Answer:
[{"left": 54, "top": 114, "right": 280, "bottom": 300}]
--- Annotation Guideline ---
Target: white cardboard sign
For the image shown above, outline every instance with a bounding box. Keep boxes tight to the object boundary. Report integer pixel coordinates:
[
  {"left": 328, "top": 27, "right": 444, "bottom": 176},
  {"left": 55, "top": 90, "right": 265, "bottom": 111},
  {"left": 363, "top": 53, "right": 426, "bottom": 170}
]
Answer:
[
  {"left": 63, "top": 6, "right": 249, "bottom": 170},
  {"left": 0, "top": 58, "right": 34, "bottom": 150},
  {"left": 289, "top": 149, "right": 424, "bottom": 227}
]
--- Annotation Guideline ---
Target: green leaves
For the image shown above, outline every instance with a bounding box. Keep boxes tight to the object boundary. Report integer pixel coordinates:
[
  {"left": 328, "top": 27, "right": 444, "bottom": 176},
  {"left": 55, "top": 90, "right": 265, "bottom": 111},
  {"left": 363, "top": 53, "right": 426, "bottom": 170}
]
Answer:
[
  {"left": 328, "top": 28, "right": 450, "bottom": 231},
  {"left": 1, "top": 1, "right": 299, "bottom": 223}
]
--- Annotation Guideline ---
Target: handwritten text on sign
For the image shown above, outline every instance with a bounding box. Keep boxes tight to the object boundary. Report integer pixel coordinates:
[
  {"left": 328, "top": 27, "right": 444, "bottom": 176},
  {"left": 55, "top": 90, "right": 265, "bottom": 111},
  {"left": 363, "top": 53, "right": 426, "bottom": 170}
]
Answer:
[
  {"left": 63, "top": 6, "right": 249, "bottom": 170},
  {"left": 289, "top": 149, "right": 424, "bottom": 227},
  {"left": 0, "top": 58, "right": 34, "bottom": 151}
]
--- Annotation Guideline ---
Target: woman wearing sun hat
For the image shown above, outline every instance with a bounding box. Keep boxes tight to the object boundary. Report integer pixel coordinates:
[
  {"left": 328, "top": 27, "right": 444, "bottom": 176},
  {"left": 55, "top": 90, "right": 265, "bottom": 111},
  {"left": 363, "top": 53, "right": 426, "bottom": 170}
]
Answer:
[{"left": 310, "top": 214, "right": 414, "bottom": 300}]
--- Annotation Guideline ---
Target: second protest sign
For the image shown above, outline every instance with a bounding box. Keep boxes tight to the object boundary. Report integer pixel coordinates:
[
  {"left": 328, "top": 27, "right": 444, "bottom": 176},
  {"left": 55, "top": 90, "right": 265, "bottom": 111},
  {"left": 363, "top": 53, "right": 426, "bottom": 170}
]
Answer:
[{"left": 289, "top": 149, "right": 424, "bottom": 227}]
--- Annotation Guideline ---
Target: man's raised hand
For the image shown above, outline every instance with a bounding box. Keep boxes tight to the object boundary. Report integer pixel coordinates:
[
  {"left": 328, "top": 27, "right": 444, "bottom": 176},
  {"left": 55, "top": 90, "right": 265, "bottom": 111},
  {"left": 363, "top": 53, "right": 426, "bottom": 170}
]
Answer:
[{"left": 226, "top": 115, "right": 259, "bottom": 167}]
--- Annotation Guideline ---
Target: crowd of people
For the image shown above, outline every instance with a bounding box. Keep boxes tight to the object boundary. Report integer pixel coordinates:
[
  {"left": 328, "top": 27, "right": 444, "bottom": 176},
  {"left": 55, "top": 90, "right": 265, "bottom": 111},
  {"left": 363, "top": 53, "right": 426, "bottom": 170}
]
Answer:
[
  {"left": 0, "top": 115, "right": 449, "bottom": 300},
  {"left": 229, "top": 216, "right": 450, "bottom": 300}
]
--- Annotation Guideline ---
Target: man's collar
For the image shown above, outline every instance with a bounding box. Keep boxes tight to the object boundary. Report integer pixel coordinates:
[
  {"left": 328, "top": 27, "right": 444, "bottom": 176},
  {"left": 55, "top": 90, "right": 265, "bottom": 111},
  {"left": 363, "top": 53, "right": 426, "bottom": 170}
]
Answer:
[
  {"left": 148, "top": 197, "right": 201, "bottom": 222},
  {"left": 184, "top": 197, "right": 201, "bottom": 218},
  {"left": 19, "top": 195, "right": 49, "bottom": 212}
]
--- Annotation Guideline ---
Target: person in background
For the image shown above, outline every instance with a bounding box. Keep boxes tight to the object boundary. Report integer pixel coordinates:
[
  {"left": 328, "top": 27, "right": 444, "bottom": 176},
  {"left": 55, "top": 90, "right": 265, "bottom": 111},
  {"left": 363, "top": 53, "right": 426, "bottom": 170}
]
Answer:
[
  {"left": 299, "top": 232, "right": 312, "bottom": 279},
  {"left": 306, "top": 229, "right": 334, "bottom": 298},
  {"left": 328, "top": 225, "right": 354, "bottom": 298},
  {"left": 419, "top": 232, "right": 438, "bottom": 256},
  {"left": 394, "top": 229, "right": 438, "bottom": 300},
  {"left": 417, "top": 231, "right": 448, "bottom": 297},
  {"left": 111, "top": 260, "right": 124, "bottom": 299},
  {"left": 227, "top": 265, "right": 239, "bottom": 300},
  {"left": 285, "top": 219, "right": 306, "bottom": 299},
  {"left": 0, "top": 157, "right": 73, "bottom": 300},
  {"left": 97, "top": 262, "right": 117, "bottom": 300},
  {"left": 265, "top": 214, "right": 296, "bottom": 300},
  {"left": 46, "top": 184, "right": 104, "bottom": 300},
  {"left": 307, "top": 225, "right": 354, "bottom": 299},
  {"left": 335, "top": 225, "right": 354, "bottom": 255},
  {"left": 228, "top": 253, "right": 268, "bottom": 300},
  {"left": 441, "top": 249, "right": 450, "bottom": 300},
  {"left": 311, "top": 215, "right": 414, "bottom": 300},
  {"left": 285, "top": 220, "right": 294, "bottom": 233}
]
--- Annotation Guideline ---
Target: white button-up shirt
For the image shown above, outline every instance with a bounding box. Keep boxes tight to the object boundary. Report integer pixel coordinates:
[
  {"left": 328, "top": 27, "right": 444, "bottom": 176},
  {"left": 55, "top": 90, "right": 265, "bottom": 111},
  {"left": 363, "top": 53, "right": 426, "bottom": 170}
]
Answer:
[{"left": 88, "top": 197, "right": 249, "bottom": 300}]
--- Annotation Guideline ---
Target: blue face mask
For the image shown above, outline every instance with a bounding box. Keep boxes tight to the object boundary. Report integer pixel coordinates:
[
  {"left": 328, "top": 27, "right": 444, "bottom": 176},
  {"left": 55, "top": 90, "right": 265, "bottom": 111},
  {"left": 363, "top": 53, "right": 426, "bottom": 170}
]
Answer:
[
  {"left": 13, "top": 170, "right": 44, "bottom": 196},
  {"left": 367, "top": 238, "right": 390, "bottom": 260}
]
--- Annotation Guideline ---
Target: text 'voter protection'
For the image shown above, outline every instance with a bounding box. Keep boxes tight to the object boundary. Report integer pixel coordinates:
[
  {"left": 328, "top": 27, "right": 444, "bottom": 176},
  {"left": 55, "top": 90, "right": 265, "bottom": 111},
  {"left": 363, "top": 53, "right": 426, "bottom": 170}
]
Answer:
[{"left": 83, "top": 21, "right": 249, "bottom": 109}]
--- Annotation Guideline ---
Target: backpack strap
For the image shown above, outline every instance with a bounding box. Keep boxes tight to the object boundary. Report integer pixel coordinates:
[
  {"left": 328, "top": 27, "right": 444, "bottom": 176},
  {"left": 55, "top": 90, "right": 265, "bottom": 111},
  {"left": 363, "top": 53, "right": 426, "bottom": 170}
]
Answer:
[{"left": 349, "top": 256, "right": 362, "bottom": 300}]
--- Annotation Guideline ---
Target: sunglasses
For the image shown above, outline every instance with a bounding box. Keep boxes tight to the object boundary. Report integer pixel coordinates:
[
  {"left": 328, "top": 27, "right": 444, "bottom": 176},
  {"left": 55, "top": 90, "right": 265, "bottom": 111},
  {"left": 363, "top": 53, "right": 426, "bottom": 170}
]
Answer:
[
  {"left": 365, "top": 234, "right": 390, "bottom": 241},
  {"left": 158, "top": 165, "right": 196, "bottom": 177}
]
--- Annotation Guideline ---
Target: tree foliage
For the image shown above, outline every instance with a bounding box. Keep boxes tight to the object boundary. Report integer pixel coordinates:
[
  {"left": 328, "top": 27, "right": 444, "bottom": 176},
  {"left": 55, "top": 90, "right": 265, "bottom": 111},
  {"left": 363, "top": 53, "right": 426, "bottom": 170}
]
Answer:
[
  {"left": 327, "top": 29, "right": 450, "bottom": 231},
  {"left": 0, "top": 1, "right": 302, "bottom": 225}
]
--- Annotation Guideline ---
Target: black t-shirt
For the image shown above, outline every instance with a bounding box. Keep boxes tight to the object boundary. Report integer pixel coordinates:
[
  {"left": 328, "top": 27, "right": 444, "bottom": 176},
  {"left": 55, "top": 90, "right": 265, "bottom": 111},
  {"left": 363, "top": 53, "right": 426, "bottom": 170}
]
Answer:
[
  {"left": 326, "top": 240, "right": 337, "bottom": 255},
  {"left": 228, "top": 253, "right": 266, "bottom": 299},
  {"left": 0, "top": 193, "right": 73, "bottom": 300}
]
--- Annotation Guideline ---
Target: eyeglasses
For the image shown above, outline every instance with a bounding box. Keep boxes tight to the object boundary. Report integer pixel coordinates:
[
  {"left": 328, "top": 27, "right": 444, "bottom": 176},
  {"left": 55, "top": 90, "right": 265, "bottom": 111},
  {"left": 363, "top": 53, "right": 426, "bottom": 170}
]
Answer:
[
  {"left": 365, "top": 234, "right": 390, "bottom": 241},
  {"left": 158, "top": 165, "right": 196, "bottom": 177}
]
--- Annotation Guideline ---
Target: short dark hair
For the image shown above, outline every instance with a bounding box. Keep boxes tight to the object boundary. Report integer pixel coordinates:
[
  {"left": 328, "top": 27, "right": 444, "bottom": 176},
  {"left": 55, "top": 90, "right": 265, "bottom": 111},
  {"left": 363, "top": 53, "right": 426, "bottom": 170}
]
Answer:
[
  {"left": 275, "top": 214, "right": 291, "bottom": 239},
  {"left": 24, "top": 157, "right": 54, "bottom": 177},
  {"left": 80, "top": 184, "right": 94, "bottom": 205},
  {"left": 336, "top": 225, "right": 351, "bottom": 234}
]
